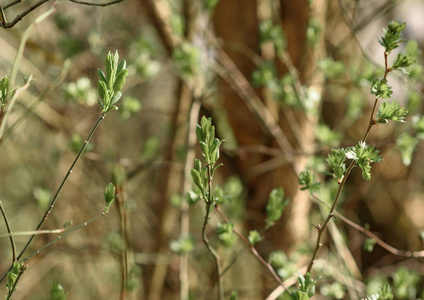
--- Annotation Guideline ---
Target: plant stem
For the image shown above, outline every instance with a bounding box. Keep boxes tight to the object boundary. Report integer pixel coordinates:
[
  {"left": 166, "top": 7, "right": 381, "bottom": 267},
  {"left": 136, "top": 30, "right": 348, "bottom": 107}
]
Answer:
[
  {"left": 21, "top": 211, "right": 107, "bottom": 262},
  {"left": 16, "top": 114, "right": 105, "bottom": 261},
  {"left": 0, "top": 201, "right": 16, "bottom": 263},
  {"left": 202, "top": 164, "right": 224, "bottom": 300},
  {"left": 215, "top": 206, "right": 290, "bottom": 293},
  {"left": 116, "top": 186, "right": 128, "bottom": 300},
  {"left": 306, "top": 45, "right": 392, "bottom": 274}
]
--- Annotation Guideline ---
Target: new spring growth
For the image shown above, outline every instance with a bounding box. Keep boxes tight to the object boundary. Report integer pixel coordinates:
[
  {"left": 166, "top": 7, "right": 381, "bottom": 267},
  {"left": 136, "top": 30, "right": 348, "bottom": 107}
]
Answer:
[
  {"left": 191, "top": 116, "right": 224, "bottom": 202},
  {"left": 379, "top": 21, "right": 406, "bottom": 54},
  {"left": 5, "top": 261, "right": 27, "bottom": 296},
  {"left": 97, "top": 50, "right": 129, "bottom": 114},
  {"left": 0, "top": 75, "right": 9, "bottom": 111},
  {"left": 104, "top": 182, "right": 117, "bottom": 213}
]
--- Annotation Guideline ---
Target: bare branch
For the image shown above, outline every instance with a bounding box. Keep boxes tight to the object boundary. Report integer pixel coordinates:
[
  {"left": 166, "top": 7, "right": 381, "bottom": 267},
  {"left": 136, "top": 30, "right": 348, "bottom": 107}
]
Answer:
[{"left": 68, "top": 0, "right": 124, "bottom": 7}]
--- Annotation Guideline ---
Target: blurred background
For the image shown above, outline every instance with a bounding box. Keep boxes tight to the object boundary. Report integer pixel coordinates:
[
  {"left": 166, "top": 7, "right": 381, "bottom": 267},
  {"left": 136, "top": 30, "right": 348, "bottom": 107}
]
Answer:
[{"left": 0, "top": 0, "right": 424, "bottom": 299}]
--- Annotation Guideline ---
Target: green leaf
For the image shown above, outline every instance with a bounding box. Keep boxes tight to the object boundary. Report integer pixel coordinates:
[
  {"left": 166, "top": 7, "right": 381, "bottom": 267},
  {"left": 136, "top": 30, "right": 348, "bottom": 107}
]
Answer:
[
  {"left": 49, "top": 281, "right": 67, "bottom": 300},
  {"left": 116, "top": 59, "right": 126, "bottom": 74},
  {"left": 345, "top": 142, "right": 382, "bottom": 180},
  {"left": 97, "top": 80, "right": 109, "bottom": 104},
  {"left": 396, "top": 133, "right": 418, "bottom": 166},
  {"left": 325, "top": 148, "right": 347, "bottom": 181},
  {"left": 251, "top": 62, "right": 276, "bottom": 87},
  {"left": 97, "top": 68, "right": 107, "bottom": 83},
  {"left": 363, "top": 238, "right": 376, "bottom": 252},
  {"left": 169, "top": 236, "right": 195, "bottom": 254},
  {"left": 113, "top": 69, "right": 128, "bottom": 93},
  {"left": 376, "top": 100, "right": 408, "bottom": 124},
  {"left": 248, "top": 230, "right": 263, "bottom": 246},
  {"left": 298, "top": 171, "right": 321, "bottom": 194},
  {"left": 104, "top": 182, "right": 116, "bottom": 212},
  {"left": 216, "top": 223, "right": 236, "bottom": 247},
  {"left": 266, "top": 187, "right": 289, "bottom": 225},
  {"left": 371, "top": 78, "right": 392, "bottom": 99},
  {"left": 378, "top": 21, "right": 406, "bottom": 53},
  {"left": 191, "top": 169, "right": 203, "bottom": 191},
  {"left": 110, "top": 91, "right": 122, "bottom": 105},
  {"left": 391, "top": 52, "right": 415, "bottom": 72}
]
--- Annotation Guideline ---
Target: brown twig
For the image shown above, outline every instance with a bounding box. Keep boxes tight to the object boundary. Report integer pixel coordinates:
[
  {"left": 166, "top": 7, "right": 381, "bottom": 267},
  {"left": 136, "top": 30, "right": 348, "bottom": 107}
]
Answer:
[
  {"left": 215, "top": 206, "right": 290, "bottom": 294},
  {"left": 0, "top": 201, "right": 16, "bottom": 263},
  {"left": 68, "top": 0, "right": 124, "bottom": 7},
  {"left": 0, "top": 0, "right": 50, "bottom": 29},
  {"left": 311, "top": 194, "right": 424, "bottom": 258}
]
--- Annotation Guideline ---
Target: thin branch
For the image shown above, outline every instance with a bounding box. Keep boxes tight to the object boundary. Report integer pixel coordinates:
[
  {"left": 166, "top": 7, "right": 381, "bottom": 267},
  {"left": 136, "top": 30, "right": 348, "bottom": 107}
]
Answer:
[
  {"left": 311, "top": 194, "right": 424, "bottom": 258},
  {"left": 0, "top": 76, "right": 32, "bottom": 142},
  {"left": 0, "top": 227, "right": 66, "bottom": 238},
  {"left": 21, "top": 211, "right": 107, "bottom": 262},
  {"left": 4, "top": 0, "right": 23, "bottom": 10},
  {"left": 68, "top": 0, "right": 124, "bottom": 7},
  {"left": 215, "top": 206, "right": 290, "bottom": 294},
  {"left": 0, "top": 201, "right": 16, "bottom": 263},
  {"left": 16, "top": 113, "right": 106, "bottom": 261},
  {"left": 305, "top": 44, "right": 395, "bottom": 274},
  {"left": 202, "top": 164, "right": 224, "bottom": 300},
  {"left": 1, "top": 0, "right": 52, "bottom": 29}
]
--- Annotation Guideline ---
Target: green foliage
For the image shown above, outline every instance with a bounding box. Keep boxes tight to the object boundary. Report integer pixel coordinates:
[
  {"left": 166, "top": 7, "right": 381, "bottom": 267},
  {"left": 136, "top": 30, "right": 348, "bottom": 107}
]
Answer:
[
  {"left": 295, "top": 273, "right": 317, "bottom": 299},
  {"left": 345, "top": 142, "right": 382, "bottom": 180},
  {"left": 63, "top": 77, "right": 97, "bottom": 105},
  {"left": 314, "top": 124, "right": 342, "bottom": 147},
  {"left": 103, "top": 183, "right": 116, "bottom": 213},
  {"left": 318, "top": 57, "right": 345, "bottom": 79},
  {"left": 33, "top": 187, "right": 52, "bottom": 210},
  {"left": 269, "top": 251, "right": 297, "bottom": 280},
  {"left": 363, "top": 238, "right": 376, "bottom": 252},
  {"left": 248, "top": 230, "right": 263, "bottom": 246},
  {"left": 129, "top": 37, "right": 161, "bottom": 80},
  {"left": 97, "top": 50, "right": 128, "bottom": 114},
  {"left": 169, "top": 236, "right": 195, "bottom": 254},
  {"left": 391, "top": 52, "right": 415, "bottom": 74},
  {"left": 5, "top": 261, "right": 26, "bottom": 299},
  {"left": 265, "top": 187, "right": 289, "bottom": 226},
  {"left": 325, "top": 148, "right": 347, "bottom": 181},
  {"left": 298, "top": 171, "right": 321, "bottom": 194},
  {"left": 320, "top": 282, "right": 345, "bottom": 299},
  {"left": 392, "top": 267, "right": 420, "bottom": 299},
  {"left": 378, "top": 21, "right": 406, "bottom": 53},
  {"left": 204, "top": 0, "right": 220, "bottom": 12},
  {"left": 216, "top": 223, "right": 236, "bottom": 247},
  {"left": 0, "top": 75, "right": 9, "bottom": 110},
  {"left": 120, "top": 96, "right": 141, "bottom": 119},
  {"left": 252, "top": 62, "right": 276, "bottom": 87},
  {"left": 259, "top": 20, "right": 286, "bottom": 54},
  {"left": 49, "top": 282, "right": 66, "bottom": 300},
  {"left": 173, "top": 42, "right": 200, "bottom": 81},
  {"left": 371, "top": 78, "right": 392, "bottom": 99},
  {"left": 271, "top": 74, "right": 300, "bottom": 107},
  {"left": 376, "top": 100, "right": 408, "bottom": 124},
  {"left": 306, "top": 17, "right": 321, "bottom": 45},
  {"left": 396, "top": 133, "right": 418, "bottom": 166}
]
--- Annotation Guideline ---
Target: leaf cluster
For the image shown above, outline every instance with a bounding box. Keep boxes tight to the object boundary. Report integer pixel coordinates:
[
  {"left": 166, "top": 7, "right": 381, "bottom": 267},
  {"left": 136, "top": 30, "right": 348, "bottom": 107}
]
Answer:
[
  {"left": 378, "top": 21, "right": 406, "bottom": 53},
  {"left": 97, "top": 50, "right": 128, "bottom": 114},
  {"left": 325, "top": 148, "right": 347, "bottom": 181},
  {"left": 259, "top": 20, "right": 286, "bottom": 55},
  {"left": 216, "top": 223, "right": 236, "bottom": 247},
  {"left": 371, "top": 78, "right": 392, "bottom": 99},
  {"left": 376, "top": 100, "right": 408, "bottom": 124},
  {"left": 5, "top": 262, "right": 27, "bottom": 299},
  {"left": 191, "top": 116, "right": 223, "bottom": 202},
  {"left": 345, "top": 142, "right": 382, "bottom": 180},
  {"left": 298, "top": 171, "right": 321, "bottom": 195},
  {"left": 265, "top": 187, "right": 289, "bottom": 226}
]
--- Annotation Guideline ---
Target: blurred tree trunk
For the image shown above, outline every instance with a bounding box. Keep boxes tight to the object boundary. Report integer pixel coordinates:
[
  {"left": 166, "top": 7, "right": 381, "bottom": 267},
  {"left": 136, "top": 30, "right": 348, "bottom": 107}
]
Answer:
[{"left": 213, "top": 0, "right": 326, "bottom": 253}]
